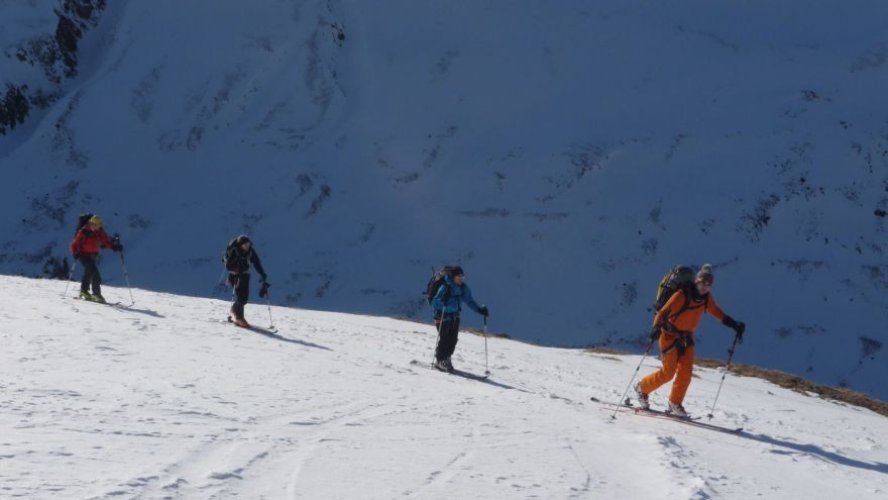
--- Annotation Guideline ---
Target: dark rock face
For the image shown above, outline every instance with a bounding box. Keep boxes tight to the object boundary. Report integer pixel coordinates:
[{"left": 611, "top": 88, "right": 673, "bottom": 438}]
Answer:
[{"left": 1, "top": 0, "right": 108, "bottom": 135}]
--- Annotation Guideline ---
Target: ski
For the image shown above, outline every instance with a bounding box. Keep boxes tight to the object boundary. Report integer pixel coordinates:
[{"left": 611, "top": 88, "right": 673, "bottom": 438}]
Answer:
[
  {"left": 409, "top": 359, "right": 489, "bottom": 381},
  {"left": 593, "top": 398, "right": 744, "bottom": 434},
  {"left": 218, "top": 317, "right": 278, "bottom": 334},
  {"left": 74, "top": 296, "right": 122, "bottom": 306}
]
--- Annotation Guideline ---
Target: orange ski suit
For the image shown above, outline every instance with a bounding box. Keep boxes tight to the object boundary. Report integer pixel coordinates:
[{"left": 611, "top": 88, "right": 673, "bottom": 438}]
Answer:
[{"left": 639, "top": 289, "right": 726, "bottom": 405}]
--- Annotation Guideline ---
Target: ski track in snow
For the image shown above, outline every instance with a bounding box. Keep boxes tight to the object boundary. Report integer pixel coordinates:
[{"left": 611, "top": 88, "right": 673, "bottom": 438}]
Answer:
[{"left": 0, "top": 277, "right": 887, "bottom": 499}]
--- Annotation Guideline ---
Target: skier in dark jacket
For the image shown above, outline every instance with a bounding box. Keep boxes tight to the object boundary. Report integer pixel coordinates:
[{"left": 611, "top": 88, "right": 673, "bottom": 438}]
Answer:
[
  {"left": 431, "top": 266, "right": 488, "bottom": 372},
  {"left": 69, "top": 215, "right": 122, "bottom": 303},
  {"left": 224, "top": 235, "right": 269, "bottom": 327}
]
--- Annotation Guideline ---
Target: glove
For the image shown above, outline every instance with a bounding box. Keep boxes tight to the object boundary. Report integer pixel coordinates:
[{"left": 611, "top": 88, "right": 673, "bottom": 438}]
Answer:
[
  {"left": 649, "top": 324, "right": 661, "bottom": 341},
  {"left": 73, "top": 252, "right": 81, "bottom": 260},
  {"left": 734, "top": 321, "right": 745, "bottom": 343},
  {"left": 258, "top": 280, "right": 271, "bottom": 298},
  {"left": 111, "top": 242, "right": 123, "bottom": 252},
  {"left": 479, "top": 305, "right": 489, "bottom": 317},
  {"left": 723, "top": 316, "right": 745, "bottom": 342}
]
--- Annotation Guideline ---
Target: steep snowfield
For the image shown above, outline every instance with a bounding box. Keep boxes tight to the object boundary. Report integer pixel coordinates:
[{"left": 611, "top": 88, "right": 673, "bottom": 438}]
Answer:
[
  {"left": 1, "top": 1, "right": 887, "bottom": 398},
  {"left": 1, "top": 277, "right": 886, "bottom": 499}
]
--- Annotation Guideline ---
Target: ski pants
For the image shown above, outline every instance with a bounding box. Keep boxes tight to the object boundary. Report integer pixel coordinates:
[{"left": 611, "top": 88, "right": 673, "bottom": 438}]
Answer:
[
  {"left": 435, "top": 315, "right": 460, "bottom": 361},
  {"left": 79, "top": 255, "right": 102, "bottom": 295},
  {"left": 228, "top": 272, "right": 250, "bottom": 319},
  {"left": 639, "top": 333, "right": 696, "bottom": 405}
]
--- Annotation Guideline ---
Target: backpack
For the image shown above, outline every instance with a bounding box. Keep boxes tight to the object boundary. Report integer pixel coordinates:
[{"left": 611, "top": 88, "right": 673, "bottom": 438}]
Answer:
[
  {"left": 653, "top": 265, "right": 699, "bottom": 315},
  {"left": 75, "top": 213, "right": 94, "bottom": 234},
  {"left": 223, "top": 238, "right": 240, "bottom": 269},
  {"left": 424, "top": 266, "right": 460, "bottom": 305}
]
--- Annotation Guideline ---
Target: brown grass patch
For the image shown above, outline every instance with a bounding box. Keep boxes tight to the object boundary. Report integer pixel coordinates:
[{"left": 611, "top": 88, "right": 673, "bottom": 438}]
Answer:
[{"left": 696, "top": 358, "right": 888, "bottom": 418}]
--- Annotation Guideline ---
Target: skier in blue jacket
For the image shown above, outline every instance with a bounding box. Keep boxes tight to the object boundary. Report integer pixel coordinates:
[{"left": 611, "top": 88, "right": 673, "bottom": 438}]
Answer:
[{"left": 432, "top": 266, "right": 488, "bottom": 372}]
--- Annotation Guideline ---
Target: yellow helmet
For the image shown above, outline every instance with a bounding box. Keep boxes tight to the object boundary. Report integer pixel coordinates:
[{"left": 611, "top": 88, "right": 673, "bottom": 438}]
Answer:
[{"left": 88, "top": 215, "right": 103, "bottom": 227}]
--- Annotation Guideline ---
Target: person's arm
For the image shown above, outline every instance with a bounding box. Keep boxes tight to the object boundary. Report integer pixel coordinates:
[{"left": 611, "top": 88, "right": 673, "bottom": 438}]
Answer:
[
  {"left": 70, "top": 232, "right": 83, "bottom": 256},
  {"left": 706, "top": 295, "right": 727, "bottom": 322},
  {"left": 250, "top": 250, "right": 267, "bottom": 280},
  {"left": 97, "top": 229, "right": 114, "bottom": 249},
  {"left": 432, "top": 284, "right": 449, "bottom": 314},
  {"left": 711, "top": 295, "right": 745, "bottom": 340},
  {"left": 653, "top": 290, "right": 682, "bottom": 327},
  {"left": 461, "top": 285, "right": 483, "bottom": 314}
]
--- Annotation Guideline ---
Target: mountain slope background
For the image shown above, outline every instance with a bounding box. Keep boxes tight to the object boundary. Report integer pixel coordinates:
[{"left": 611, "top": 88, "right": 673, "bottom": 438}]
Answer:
[{"left": 1, "top": 1, "right": 887, "bottom": 398}]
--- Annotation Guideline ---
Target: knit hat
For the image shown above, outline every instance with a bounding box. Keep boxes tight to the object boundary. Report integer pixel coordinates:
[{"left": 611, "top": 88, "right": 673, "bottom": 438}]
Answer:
[
  {"left": 449, "top": 266, "right": 465, "bottom": 277},
  {"left": 88, "top": 215, "right": 103, "bottom": 227},
  {"left": 236, "top": 235, "right": 251, "bottom": 245},
  {"left": 696, "top": 264, "right": 714, "bottom": 285}
]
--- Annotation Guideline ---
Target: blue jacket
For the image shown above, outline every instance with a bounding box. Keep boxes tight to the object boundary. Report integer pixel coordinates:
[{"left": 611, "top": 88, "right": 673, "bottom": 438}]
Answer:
[{"left": 432, "top": 275, "right": 482, "bottom": 317}]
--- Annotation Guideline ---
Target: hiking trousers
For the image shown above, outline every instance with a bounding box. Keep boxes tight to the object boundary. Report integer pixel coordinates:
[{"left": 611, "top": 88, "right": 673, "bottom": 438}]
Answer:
[
  {"left": 79, "top": 255, "right": 102, "bottom": 295},
  {"left": 639, "top": 333, "right": 696, "bottom": 405},
  {"left": 228, "top": 272, "right": 250, "bottom": 319},
  {"left": 435, "top": 315, "right": 460, "bottom": 361}
]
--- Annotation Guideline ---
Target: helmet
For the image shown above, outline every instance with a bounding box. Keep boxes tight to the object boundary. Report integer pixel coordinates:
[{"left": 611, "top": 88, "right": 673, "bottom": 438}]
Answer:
[{"left": 88, "top": 215, "right": 103, "bottom": 227}]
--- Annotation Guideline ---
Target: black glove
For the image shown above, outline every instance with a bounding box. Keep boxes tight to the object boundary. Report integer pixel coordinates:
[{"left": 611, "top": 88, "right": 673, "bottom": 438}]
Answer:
[
  {"left": 734, "top": 321, "right": 745, "bottom": 343},
  {"left": 259, "top": 280, "right": 270, "bottom": 298},
  {"left": 433, "top": 310, "right": 442, "bottom": 323},
  {"left": 73, "top": 252, "right": 81, "bottom": 260},
  {"left": 479, "top": 305, "right": 489, "bottom": 317},
  {"left": 111, "top": 234, "right": 123, "bottom": 252},
  {"left": 650, "top": 324, "right": 661, "bottom": 341},
  {"left": 723, "top": 316, "right": 745, "bottom": 342}
]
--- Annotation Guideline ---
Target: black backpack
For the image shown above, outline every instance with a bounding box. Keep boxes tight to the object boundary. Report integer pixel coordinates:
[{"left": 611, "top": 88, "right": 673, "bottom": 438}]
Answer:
[
  {"left": 223, "top": 237, "right": 241, "bottom": 269},
  {"left": 75, "top": 213, "right": 94, "bottom": 234},
  {"left": 653, "top": 265, "right": 699, "bottom": 314},
  {"left": 424, "top": 266, "right": 461, "bottom": 305}
]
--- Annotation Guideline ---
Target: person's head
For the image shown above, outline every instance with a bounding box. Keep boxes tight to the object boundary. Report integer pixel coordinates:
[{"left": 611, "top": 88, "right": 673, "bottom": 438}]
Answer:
[
  {"left": 695, "top": 264, "right": 714, "bottom": 295},
  {"left": 88, "top": 215, "right": 103, "bottom": 230},
  {"left": 236, "top": 235, "right": 252, "bottom": 251},
  {"left": 450, "top": 266, "right": 465, "bottom": 285}
]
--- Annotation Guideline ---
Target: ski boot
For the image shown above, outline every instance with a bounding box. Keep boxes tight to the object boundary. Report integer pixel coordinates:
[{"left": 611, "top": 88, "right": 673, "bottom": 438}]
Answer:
[
  {"left": 666, "top": 401, "right": 688, "bottom": 418},
  {"left": 434, "top": 358, "right": 454, "bottom": 373},
  {"left": 79, "top": 291, "right": 93, "bottom": 301},
  {"left": 634, "top": 383, "right": 650, "bottom": 410},
  {"left": 91, "top": 294, "right": 107, "bottom": 304}
]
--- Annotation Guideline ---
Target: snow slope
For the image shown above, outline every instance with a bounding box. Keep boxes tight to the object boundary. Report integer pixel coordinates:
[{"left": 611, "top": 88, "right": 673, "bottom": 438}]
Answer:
[
  {"left": 1, "top": 277, "right": 886, "bottom": 499},
  {"left": 0, "top": 1, "right": 887, "bottom": 398}
]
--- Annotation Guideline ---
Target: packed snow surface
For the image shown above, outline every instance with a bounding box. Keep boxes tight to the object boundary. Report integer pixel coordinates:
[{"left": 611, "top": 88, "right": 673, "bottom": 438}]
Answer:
[{"left": 1, "top": 277, "right": 886, "bottom": 499}]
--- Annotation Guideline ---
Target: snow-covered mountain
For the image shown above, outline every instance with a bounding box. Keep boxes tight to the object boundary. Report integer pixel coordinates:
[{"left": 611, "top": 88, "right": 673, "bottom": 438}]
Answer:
[
  {"left": 1, "top": 277, "right": 886, "bottom": 499},
  {"left": 1, "top": 1, "right": 886, "bottom": 399}
]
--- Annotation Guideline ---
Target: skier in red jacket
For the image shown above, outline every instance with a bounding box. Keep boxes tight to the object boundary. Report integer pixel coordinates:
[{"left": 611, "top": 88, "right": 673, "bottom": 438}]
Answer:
[{"left": 70, "top": 215, "right": 122, "bottom": 303}]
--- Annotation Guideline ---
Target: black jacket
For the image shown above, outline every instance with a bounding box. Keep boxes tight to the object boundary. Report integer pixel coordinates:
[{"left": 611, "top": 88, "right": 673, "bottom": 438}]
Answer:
[{"left": 225, "top": 244, "right": 266, "bottom": 279}]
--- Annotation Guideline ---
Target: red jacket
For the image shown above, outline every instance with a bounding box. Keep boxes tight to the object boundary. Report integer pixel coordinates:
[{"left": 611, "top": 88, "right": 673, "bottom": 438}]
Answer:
[{"left": 70, "top": 228, "right": 113, "bottom": 256}]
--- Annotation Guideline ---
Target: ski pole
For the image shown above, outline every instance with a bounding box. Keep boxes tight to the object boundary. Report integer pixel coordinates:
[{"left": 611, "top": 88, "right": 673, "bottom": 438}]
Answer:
[
  {"left": 264, "top": 289, "right": 275, "bottom": 330},
  {"left": 483, "top": 315, "right": 490, "bottom": 376},
  {"left": 62, "top": 258, "right": 78, "bottom": 298},
  {"left": 433, "top": 312, "right": 446, "bottom": 365},
  {"left": 611, "top": 337, "right": 656, "bottom": 420},
  {"left": 117, "top": 250, "right": 135, "bottom": 305},
  {"left": 707, "top": 334, "right": 741, "bottom": 419},
  {"left": 215, "top": 269, "right": 228, "bottom": 297}
]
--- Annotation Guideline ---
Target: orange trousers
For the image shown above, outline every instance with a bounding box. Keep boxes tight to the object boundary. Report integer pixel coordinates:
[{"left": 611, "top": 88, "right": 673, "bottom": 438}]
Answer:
[{"left": 639, "top": 334, "right": 695, "bottom": 405}]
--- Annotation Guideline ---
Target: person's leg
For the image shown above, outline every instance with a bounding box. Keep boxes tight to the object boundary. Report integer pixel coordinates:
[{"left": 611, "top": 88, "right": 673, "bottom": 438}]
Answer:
[
  {"left": 669, "top": 345, "right": 696, "bottom": 405},
  {"left": 435, "top": 316, "right": 460, "bottom": 361},
  {"left": 88, "top": 257, "right": 103, "bottom": 297},
  {"left": 79, "top": 256, "right": 92, "bottom": 294},
  {"left": 232, "top": 273, "right": 251, "bottom": 320},
  {"left": 639, "top": 336, "right": 679, "bottom": 395}
]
